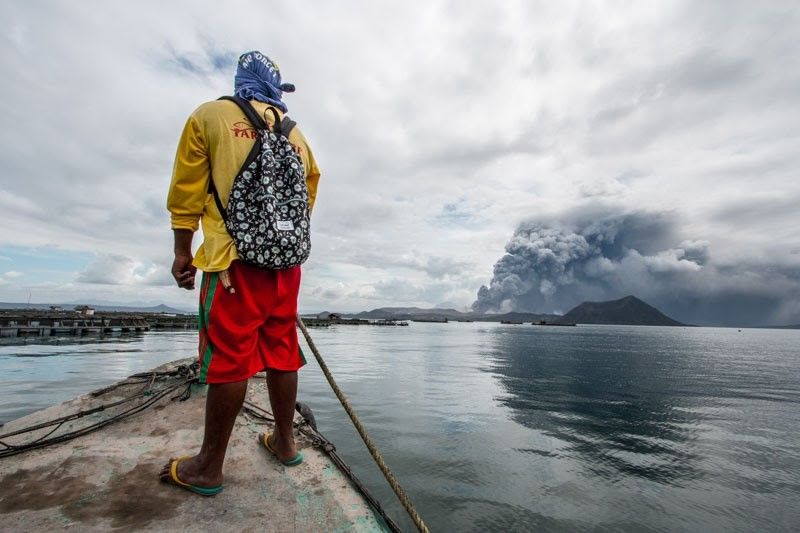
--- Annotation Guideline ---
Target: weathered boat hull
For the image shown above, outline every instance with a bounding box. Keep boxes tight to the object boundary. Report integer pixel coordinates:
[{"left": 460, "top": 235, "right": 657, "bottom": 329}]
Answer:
[{"left": 0, "top": 359, "right": 389, "bottom": 532}]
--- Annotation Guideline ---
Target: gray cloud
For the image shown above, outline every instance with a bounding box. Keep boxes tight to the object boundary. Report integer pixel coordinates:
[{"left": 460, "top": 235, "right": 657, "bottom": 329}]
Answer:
[
  {"left": 473, "top": 206, "right": 800, "bottom": 326},
  {"left": 711, "top": 195, "right": 800, "bottom": 226},
  {"left": 347, "top": 251, "right": 471, "bottom": 280}
]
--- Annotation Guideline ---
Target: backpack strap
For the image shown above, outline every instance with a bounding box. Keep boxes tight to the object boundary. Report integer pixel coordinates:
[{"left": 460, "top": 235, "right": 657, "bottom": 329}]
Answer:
[
  {"left": 207, "top": 177, "right": 229, "bottom": 224},
  {"left": 219, "top": 95, "right": 296, "bottom": 137},
  {"left": 208, "top": 95, "right": 266, "bottom": 223},
  {"left": 261, "top": 107, "right": 296, "bottom": 138},
  {"left": 280, "top": 116, "right": 297, "bottom": 138},
  {"left": 208, "top": 96, "right": 298, "bottom": 222},
  {"left": 218, "top": 95, "right": 267, "bottom": 130}
]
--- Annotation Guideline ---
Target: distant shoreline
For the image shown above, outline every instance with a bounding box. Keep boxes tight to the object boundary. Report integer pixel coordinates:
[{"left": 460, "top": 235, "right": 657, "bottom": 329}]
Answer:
[{"left": 2, "top": 301, "right": 796, "bottom": 330}]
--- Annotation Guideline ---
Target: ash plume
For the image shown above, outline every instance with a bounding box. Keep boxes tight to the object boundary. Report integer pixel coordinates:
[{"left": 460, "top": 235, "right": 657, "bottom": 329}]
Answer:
[{"left": 473, "top": 209, "right": 800, "bottom": 326}]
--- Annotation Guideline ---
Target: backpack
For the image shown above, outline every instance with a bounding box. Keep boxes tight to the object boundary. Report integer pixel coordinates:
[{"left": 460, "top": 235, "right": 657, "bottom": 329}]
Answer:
[{"left": 208, "top": 95, "right": 311, "bottom": 269}]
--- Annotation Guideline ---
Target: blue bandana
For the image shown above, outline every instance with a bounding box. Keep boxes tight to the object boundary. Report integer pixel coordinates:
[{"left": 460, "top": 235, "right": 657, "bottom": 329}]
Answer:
[{"left": 234, "top": 51, "right": 295, "bottom": 112}]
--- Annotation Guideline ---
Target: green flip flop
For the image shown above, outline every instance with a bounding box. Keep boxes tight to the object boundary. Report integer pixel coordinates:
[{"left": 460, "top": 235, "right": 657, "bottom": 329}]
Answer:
[
  {"left": 164, "top": 456, "right": 224, "bottom": 496},
  {"left": 261, "top": 432, "right": 304, "bottom": 466}
]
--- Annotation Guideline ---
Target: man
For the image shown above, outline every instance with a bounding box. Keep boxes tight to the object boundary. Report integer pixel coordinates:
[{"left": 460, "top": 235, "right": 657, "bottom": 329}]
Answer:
[{"left": 161, "top": 51, "right": 320, "bottom": 495}]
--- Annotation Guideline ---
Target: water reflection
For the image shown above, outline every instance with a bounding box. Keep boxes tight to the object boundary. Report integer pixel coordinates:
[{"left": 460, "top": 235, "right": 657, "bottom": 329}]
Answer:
[
  {"left": 486, "top": 326, "right": 768, "bottom": 486},
  {"left": 487, "top": 328, "right": 800, "bottom": 520}
]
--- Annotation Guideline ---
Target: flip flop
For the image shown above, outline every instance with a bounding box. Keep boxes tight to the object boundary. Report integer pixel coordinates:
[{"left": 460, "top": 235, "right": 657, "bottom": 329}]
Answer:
[
  {"left": 163, "top": 456, "right": 224, "bottom": 496},
  {"left": 260, "top": 432, "right": 304, "bottom": 466}
]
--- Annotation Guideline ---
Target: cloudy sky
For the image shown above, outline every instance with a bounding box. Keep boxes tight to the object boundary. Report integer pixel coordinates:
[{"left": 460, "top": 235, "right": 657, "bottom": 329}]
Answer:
[{"left": 1, "top": 1, "right": 798, "bottom": 325}]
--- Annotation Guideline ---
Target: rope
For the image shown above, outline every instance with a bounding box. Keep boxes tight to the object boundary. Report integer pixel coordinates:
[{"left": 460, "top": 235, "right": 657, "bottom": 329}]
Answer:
[
  {"left": 241, "top": 399, "right": 402, "bottom": 533},
  {"left": 297, "top": 317, "right": 430, "bottom": 533},
  {"left": 0, "top": 364, "right": 197, "bottom": 458}
]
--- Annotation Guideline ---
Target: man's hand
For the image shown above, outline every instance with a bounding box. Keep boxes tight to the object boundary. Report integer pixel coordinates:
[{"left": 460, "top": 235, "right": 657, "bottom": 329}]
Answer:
[
  {"left": 172, "top": 253, "right": 197, "bottom": 290},
  {"left": 172, "top": 228, "right": 196, "bottom": 290}
]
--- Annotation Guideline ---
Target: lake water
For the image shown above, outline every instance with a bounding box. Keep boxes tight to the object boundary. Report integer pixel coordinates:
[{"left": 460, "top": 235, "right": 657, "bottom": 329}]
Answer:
[{"left": 1, "top": 324, "right": 799, "bottom": 532}]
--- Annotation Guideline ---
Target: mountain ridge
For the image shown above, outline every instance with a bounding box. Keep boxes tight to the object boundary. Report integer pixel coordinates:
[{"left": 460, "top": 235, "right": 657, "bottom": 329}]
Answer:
[
  {"left": 0, "top": 296, "right": 713, "bottom": 326},
  {"left": 342, "top": 307, "right": 561, "bottom": 322},
  {"left": 335, "top": 295, "right": 686, "bottom": 326},
  {"left": 559, "top": 295, "right": 685, "bottom": 326},
  {"left": 0, "top": 302, "right": 191, "bottom": 314}
]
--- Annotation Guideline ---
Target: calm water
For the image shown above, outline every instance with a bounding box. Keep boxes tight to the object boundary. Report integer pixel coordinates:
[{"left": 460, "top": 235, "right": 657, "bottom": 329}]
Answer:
[{"left": 1, "top": 324, "right": 799, "bottom": 532}]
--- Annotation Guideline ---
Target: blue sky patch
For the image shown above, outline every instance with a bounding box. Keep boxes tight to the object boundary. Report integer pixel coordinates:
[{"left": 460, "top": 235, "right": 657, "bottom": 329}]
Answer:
[
  {"left": 436, "top": 200, "right": 478, "bottom": 227},
  {"left": 0, "top": 246, "right": 92, "bottom": 284}
]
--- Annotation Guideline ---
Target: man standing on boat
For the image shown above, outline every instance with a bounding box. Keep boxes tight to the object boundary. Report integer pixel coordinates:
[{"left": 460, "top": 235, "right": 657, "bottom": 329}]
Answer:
[{"left": 162, "top": 51, "right": 320, "bottom": 495}]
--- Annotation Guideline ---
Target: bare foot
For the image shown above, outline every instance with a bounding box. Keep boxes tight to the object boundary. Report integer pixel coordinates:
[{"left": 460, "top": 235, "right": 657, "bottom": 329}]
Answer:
[
  {"left": 261, "top": 431, "right": 298, "bottom": 462},
  {"left": 159, "top": 455, "right": 223, "bottom": 488}
]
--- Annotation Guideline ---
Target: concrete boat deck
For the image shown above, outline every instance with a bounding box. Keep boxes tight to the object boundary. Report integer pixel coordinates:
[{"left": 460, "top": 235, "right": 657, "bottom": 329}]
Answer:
[{"left": 0, "top": 360, "right": 389, "bottom": 532}]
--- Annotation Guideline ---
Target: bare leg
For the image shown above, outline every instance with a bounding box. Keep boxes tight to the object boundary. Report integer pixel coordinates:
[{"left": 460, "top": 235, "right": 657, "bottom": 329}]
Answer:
[
  {"left": 264, "top": 369, "right": 298, "bottom": 460},
  {"left": 160, "top": 379, "right": 248, "bottom": 487}
]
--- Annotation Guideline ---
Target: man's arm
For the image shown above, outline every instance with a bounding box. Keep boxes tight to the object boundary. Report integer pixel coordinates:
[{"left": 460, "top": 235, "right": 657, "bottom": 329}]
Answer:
[
  {"left": 172, "top": 229, "right": 196, "bottom": 290},
  {"left": 293, "top": 129, "right": 321, "bottom": 214},
  {"left": 167, "top": 111, "right": 210, "bottom": 290}
]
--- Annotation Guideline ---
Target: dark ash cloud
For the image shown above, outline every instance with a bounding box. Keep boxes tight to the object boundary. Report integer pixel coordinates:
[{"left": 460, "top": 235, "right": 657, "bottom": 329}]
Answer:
[{"left": 473, "top": 207, "right": 800, "bottom": 327}]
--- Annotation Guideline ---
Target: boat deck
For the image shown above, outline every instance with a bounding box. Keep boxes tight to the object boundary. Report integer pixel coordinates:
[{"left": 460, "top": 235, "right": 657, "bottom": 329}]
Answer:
[{"left": 0, "top": 360, "right": 388, "bottom": 532}]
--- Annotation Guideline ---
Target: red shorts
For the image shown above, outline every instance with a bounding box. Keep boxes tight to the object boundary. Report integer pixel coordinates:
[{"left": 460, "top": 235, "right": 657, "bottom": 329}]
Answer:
[{"left": 197, "top": 261, "right": 306, "bottom": 384}]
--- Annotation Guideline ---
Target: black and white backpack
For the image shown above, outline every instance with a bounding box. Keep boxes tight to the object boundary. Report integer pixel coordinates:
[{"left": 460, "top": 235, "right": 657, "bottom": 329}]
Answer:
[{"left": 209, "top": 95, "right": 311, "bottom": 269}]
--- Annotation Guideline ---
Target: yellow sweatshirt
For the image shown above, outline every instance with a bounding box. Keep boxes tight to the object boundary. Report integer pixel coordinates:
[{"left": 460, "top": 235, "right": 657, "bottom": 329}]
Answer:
[{"left": 167, "top": 99, "right": 320, "bottom": 272}]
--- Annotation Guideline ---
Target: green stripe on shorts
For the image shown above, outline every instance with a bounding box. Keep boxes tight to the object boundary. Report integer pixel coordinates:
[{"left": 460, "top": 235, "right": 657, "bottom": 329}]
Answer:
[
  {"left": 298, "top": 345, "right": 307, "bottom": 365},
  {"left": 199, "top": 272, "right": 219, "bottom": 383}
]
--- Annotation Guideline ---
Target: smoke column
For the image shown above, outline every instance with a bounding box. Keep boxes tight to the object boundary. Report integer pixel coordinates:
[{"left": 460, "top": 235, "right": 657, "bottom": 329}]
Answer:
[{"left": 472, "top": 209, "right": 799, "bottom": 326}]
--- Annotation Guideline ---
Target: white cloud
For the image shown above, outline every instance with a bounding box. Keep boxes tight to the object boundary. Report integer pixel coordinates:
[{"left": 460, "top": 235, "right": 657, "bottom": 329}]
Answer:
[
  {"left": 78, "top": 254, "right": 174, "bottom": 287},
  {"left": 1, "top": 1, "right": 798, "bottom": 317},
  {"left": 0, "top": 270, "right": 24, "bottom": 286}
]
